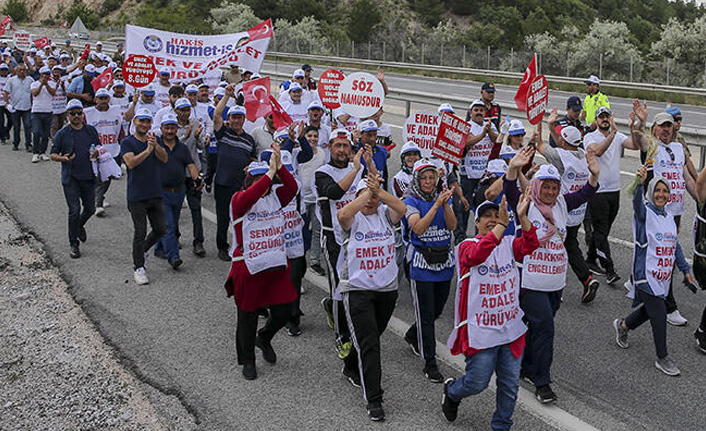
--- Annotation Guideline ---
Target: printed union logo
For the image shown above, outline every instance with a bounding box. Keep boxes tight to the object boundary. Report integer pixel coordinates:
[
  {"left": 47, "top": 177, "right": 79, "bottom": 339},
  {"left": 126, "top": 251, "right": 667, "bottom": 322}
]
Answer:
[
  {"left": 478, "top": 265, "right": 489, "bottom": 275},
  {"left": 532, "top": 220, "right": 541, "bottom": 228},
  {"left": 660, "top": 159, "right": 666, "bottom": 167},
  {"left": 354, "top": 232, "right": 364, "bottom": 241},
  {"left": 567, "top": 172, "right": 575, "bottom": 180},
  {"left": 143, "top": 35, "right": 163, "bottom": 53},
  {"left": 656, "top": 233, "right": 663, "bottom": 240},
  {"left": 247, "top": 213, "right": 257, "bottom": 221}
]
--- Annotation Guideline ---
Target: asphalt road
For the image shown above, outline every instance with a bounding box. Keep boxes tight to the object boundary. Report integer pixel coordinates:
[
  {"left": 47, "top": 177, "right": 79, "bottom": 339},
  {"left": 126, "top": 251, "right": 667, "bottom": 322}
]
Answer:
[{"left": 2, "top": 65, "right": 706, "bottom": 429}]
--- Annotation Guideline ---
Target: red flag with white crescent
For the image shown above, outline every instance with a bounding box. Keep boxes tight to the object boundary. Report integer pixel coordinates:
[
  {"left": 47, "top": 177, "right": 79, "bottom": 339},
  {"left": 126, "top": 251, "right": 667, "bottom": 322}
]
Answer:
[
  {"left": 91, "top": 67, "right": 114, "bottom": 91},
  {"left": 247, "top": 19, "right": 273, "bottom": 42},
  {"left": 514, "top": 55, "right": 537, "bottom": 112},
  {"left": 33, "top": 36, "right": 50, "bottom": 50},
  {"left": 243, "top": 76, "right": 272, "bottom": 122},
  {"left": 0, "top": 16, "right": 13, "bottom": 36},
  {"left": 269, "top": 95, "right": 292, "bottom": 130}
]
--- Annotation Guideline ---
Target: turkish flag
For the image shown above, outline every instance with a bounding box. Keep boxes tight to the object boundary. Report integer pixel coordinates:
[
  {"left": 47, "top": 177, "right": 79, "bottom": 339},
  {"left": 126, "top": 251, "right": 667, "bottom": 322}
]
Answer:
[
  {"left": 33, "top": 36, "right": 49, "bottom": 50},
  {"left": 92, "top": 67, "right": 113, "bottom": 91},
  {"left": 0, "top": 16, "right": 13, "bottom": 36},
  {"left": 269, "top": 95, "right": 292, "bottom": 130},
  {"left": 247, "top": 19, "right": 273, "bottom": 42},
  {"left": 514, "top": 55, "right": 537, "bottom": 112},
  {"left": 243, "top": 76, "right": 272, "bottom": 122}
]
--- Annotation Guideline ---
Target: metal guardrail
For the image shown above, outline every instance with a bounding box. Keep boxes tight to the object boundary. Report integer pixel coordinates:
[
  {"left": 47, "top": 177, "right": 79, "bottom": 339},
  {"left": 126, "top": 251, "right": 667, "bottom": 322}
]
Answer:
[
  {"left": 262, "top": 67, "right": 706, "bottom": 169},
  {"left": 267, "top": 51, "right": 706, "bottom": 97}
]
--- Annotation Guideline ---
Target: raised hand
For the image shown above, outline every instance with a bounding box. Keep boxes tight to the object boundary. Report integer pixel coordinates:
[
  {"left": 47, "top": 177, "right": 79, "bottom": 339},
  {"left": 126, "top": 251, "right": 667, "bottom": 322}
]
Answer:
[
  {"left": 498, "top": 195, "right": 510, "bottom": 226},
  {"left": 366, "top": 173, "right": 382, "bottom": 196},
  {"left": 632, "top": 99, "right": 647, "bottom": 124},
  {"left": 636, "top": 165, "right": 647, "bottom": 184},
  {"left": 353, "top": 147, "right": 363, "bottom": 171},
  {"left": 435, "top": 189, "right": 454, "bottom": 207},
  {"left": 547, "top": 107, "right": 558, "bottom": 125},
  {"left": 509, "top": 145, "right": 535, "bottom": 170},
  {"left": 586, "top": 149, "right": 600, "bottom": 177},
  {"left": 516, "top": 191, "right": 531, "bottom": 218}
]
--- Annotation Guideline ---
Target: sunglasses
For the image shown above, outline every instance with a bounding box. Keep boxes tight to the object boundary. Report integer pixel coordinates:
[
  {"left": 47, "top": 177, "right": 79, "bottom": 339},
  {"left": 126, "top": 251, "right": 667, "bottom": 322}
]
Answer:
[
  {"left": 67, "top": 111, "right": 83, "bottom": 116},
  {"left": 674, "top": 117, "right": 682, "bottom": 122}
]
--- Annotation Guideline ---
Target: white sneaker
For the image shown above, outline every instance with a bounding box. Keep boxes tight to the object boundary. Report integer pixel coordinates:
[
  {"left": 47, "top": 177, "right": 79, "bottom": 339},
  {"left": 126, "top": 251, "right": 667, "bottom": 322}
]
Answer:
[
  {"left": 41, "top": 154, "right": 50, "bottom": 161},
  {"left": 667, "top": 310, "right": 688, "bottom": 326},
  {"left": 133, "top": 267, "right": 149, "bottom": 285},
  {"left": 95, "top": 207, "right": 105, "bottom": 217},
  {"left": 31, "top": 154, "right": 40, "bottom": 163},
  {"left": 104, "top": 200, "right": 111, "bottom": 208}
]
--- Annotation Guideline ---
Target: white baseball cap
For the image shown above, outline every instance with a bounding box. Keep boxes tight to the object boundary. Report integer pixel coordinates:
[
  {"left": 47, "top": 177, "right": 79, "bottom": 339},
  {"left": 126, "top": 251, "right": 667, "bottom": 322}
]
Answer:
[
  {"left": 560, "top": 126, "right": 582, "bottom": 147},
  {"left": 535, "top": 164, "right": 561, "bottom": 181}
]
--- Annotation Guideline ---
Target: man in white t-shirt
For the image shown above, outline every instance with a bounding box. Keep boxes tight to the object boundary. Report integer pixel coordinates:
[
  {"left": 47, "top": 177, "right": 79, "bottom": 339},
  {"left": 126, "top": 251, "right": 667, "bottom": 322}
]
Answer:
[
  {"left": 51, "top": 65, "right": 69, "bottom": 139},
  {"left": 306, "top": 100, "right": 331, "bottom": 150},
  {"left": 583, "top": 107, "right": 637, "bottom": 284},
  {"left": 84, "top": 88, "right": 124, "bottom": 217},
  {"left": 30, "top": 66, "right": 57, "bottom": 162},
  {"left": 109, "top": 80, "right": 131, "bottom": 136},
  {"left": 281, "top": 83, "right": 308, "bottom": 123},
  {"left": 154, "top": 68, "right": 172, "bottom": 108}
]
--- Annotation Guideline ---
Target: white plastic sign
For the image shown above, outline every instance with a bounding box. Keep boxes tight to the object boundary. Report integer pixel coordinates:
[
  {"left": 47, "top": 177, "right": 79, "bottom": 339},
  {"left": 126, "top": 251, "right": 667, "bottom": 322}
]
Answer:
[
  {"left": 402, "top": 111, "right": 439, "bottom": 158},
  {"left": 337, "top": 72, "right": 385, "bottom": 118}
]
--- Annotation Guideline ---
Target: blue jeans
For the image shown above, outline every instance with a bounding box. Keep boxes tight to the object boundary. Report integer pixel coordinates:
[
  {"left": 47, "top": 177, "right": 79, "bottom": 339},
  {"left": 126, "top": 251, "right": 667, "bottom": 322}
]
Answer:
[
  {"left": 31, "top": 112, "right": 52, "bottom": 154},
  {"left": 10, "top": 109, "right": 31, "bottom": 149},
  {"left": 156, "top": 188, "right": 185, "bottom": 263},
  {"left": 448, "top": 344, "right": 522, "bottom": 431},
  {"left": 520, "top": 289, "right": 562, "bottom": 387},
  {"left": 61, "top": 177, "right": 96, "bottom": 247}
]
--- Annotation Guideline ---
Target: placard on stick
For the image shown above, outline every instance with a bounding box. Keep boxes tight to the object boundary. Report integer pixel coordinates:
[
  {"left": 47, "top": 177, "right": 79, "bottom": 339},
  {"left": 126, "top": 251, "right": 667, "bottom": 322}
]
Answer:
[
  {"left": 402, "top": 111, "right": 439, "bottom": 158},
  {"left": 432, "top": 112, "right": 471, "bottom": 166}
]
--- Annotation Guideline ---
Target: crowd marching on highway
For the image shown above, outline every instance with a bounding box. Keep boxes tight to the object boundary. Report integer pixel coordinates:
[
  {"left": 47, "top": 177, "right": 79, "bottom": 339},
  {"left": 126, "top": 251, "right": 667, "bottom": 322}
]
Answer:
[{"left": 3, "top": 34, "right": 706, "bottom": 428}]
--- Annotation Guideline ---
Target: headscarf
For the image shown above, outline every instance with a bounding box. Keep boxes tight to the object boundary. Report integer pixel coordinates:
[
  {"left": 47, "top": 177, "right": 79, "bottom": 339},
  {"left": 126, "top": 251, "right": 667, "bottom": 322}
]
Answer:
[
  {"left": 400, "top": 151, "right": 419, "bottom": 174},
  {"left": 645, "top": 177, "right": 671, "bottom": 211},
  {"left": 406, "top": 165, "right": 438, "bottom": 202},
  {"left": 529, "top": 177, "right": 561, "bottom": 244}
]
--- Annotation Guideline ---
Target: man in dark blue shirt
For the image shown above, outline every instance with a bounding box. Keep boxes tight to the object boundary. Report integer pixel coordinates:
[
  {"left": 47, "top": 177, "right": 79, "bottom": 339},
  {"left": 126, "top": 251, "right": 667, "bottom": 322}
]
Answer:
[
  {"left": 212, "top": 84, "right": 257, "bottom": 261},
  {"left": 356, "top": 119, "right": 387, "bottom": 188},
  {"left": 50, "top": 99, "right": 99, "bottom": 259},
  {"left": 120, "top": 108, "right": 168, "bottom": 285},
  {"left": 153, "top": 113, "right": 201, "bottom": 270}
]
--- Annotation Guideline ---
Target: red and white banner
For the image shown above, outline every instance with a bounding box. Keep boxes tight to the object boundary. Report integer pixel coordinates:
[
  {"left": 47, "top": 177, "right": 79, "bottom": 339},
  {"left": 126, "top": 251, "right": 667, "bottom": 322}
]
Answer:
[
  {"left": 125, "top": 19, "right": 272, "bottom": 83},
  {"left": 92, "top": 67, "right": 114, "bottom": 91},
  {"left": 526, "top": 75, "right": 548, "bottom": 125},
  {"left": 318, "top": 69, "right": 345, "bottom": 109},
  {"left": 514, "top": 55, "right": 537, "bottom": 112},
  {"left": 243, "top": 76, "right": 271, "bottom": 122},
  {"left": 12, "top": 31, "right": 30, "bottom": 51},
  {"left": 33, "top": 36, "right": 50, "bottom": 50},
  {"left": 122, "top": 54, "right": 157, "bottom": 88},
  {"left": 432, "top": 112, "right": 471, "bottom": 166},
  {"left": 0, "top": 16, "right": 13, "bottom": 36},
  {"left": 402, "top": 111, "right": 439, "bottom": 158},
  {"left": 337, "top": 72, "right": 385, "bottom": 118}
]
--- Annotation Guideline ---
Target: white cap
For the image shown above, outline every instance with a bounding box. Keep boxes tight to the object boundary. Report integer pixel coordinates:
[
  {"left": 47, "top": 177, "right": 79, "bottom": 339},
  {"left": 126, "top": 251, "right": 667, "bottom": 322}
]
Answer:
[
  {"left": 437, "top": 103, "right": 454, "bottom": 114},
  {"left": 134, "top": 108, "right": 154, "bottom": 121},
  {"left": 84, "top": 64, "right": 96, "bottom": 73},
  {"left": 400, "top": 141, "right": 422, "bottom": 155},
  {"left": 66, "top": 99, "right": 83, "bottom": 110},
  {"left": 307, "top": 100, "right": 323, "bottom": 110},
  {"left": 39, "top": 66, "right": 51, "bottom": 74},
  {"left": 174, "top": 97, "right": 191, "bottom": 109},
  {"left": 413, "top": 159, "right": 436, "bottom": 173},
  {"left": 214, "top": 87, "right": 226, "bottom": 97},
  {"left": 358, "top": 119, "right": 378, "bottom": 132},
  {"left": 94, "top": 88, "right": 110, "bottom": 98},
  {"left": 486, "top": 159, "right": 508, "bottom": 176},
  {"left": 535, "top": 164, "right": 561, "bottom": 181},
  {"left": 585, "top": 75, "right": 600, "bottom": 85},
  {"left": 0, "top": 63, "right": 9, "bottom": 70},
  {"left": 161, "top": 113, "right": 178, "bottom": 126},
  {"left": 499, "top": 145, "right": 517, "bottom": 159},
  {"left": 330, "top": 128, "right": 352, "bottom": 142},
  {"left": 292, "top": 68, "right": 305, "bottom": 78},
  {"left": 112, "top": 80, "right": 125, "bottom": 87},
  {"left": 247, "top": 161, "right": 269, "bottom": 176},
  {"left": 158, "top": 67, "right": 170, "bottom": 76},
  {"left": 280, "top": 150, "right": 295, "bottom": 172},
  {"left": 507, "top": 120, "right": 525, "bottom": 136},
  {"left": 185, "top": 84, "right": 199, "bottom": 94},
  {"left": 468, "top": 99, "right": 485, "bottom": 109},
  {"left": 560, "top": 126, "right": 582, "bottom": 146},
  {"left": 288, "top": 82, "right": 303, "bottom": 92},
  {"left": 227, "top": 105, "right": 246, "bottom": 116},
  {"left": 475, "top": 201, "right": 500, "bottom": 221},
  {"left": 96, "top": 41, "right": 103, "bottom": 46}
]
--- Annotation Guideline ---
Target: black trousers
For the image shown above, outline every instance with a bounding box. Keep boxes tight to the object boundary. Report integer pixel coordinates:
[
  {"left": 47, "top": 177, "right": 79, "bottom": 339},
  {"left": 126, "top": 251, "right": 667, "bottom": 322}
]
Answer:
[
  {"left": 343, "top": 289, "right": 398, "bottom": 403},
  {"left": 215, "top": 184, "right": 238, "bottom": 251},
  {"left": 587, "top": 191, "right": 620, "bottom": 272},
  {"left": 322, "top": 238, "right": 350, "bottom": 340},
  {"left": 289, "top": 255, "right": 306, "bottom": 325},
  {"left": 406, "top": 279, "right": 451, "bottom": 367},
  {"left": 625, "top": 290, "right": 668, "bottom": 359},
  {"left": 565, "top": 225, "right": 591, "bottom": 284},
  {"left": 176, "top": 178, "right": 204, "bottom": 245},
  {"left": 236, "top": 302, "right": 291, "bottom": 365},
  {"left": 127, "top": 198, "right": 166, "bottom": 269}
]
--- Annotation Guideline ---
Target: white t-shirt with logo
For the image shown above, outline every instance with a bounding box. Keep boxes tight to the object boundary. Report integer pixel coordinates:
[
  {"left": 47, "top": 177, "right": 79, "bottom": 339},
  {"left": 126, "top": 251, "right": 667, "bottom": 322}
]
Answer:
[{"left": 30, "top": 80, "right": 56, "bottom": 113}]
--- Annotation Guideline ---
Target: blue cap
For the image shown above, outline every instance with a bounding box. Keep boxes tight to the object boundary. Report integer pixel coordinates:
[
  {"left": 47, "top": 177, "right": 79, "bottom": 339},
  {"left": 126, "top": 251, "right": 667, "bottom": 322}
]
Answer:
[
  {"left": 247, "top": 161, "right": 269, "bottom": 176},
  {"left": 481, "top": 82, "right": 495, "bottom": 92},
  {"left": 95, "top": 88, "right": 110, "bottom": 98},
  {"left": 185, "top": 84, "right": 199, "bottom": 94},
  {"left": 567, "top": 96, "right": 582, "bottom": 111},
  {"left": 665, "top": 106, "right": 682, "bottom": 119},
  {"left": 142, "top": 86, "right": 156, "bottom": 96}
]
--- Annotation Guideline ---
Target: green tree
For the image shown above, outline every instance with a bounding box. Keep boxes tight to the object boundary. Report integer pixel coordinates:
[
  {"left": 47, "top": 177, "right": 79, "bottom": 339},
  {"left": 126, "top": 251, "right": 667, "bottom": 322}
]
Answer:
[
  {"left": 136, "top": 2, "right": 212, "bottom": 33},
  {"left": 65, "top": 0, "right": 99, "bottom": 30},
  {"left": 522, "top": 8, "right": 552, "bottom": 36},
  {"left": 1, "top": 0, "right": 28, "bottom": 23},
  {"left": 650, "top": 16, "right": 706, "bottom": 86},
  {"left": 571, "top": 19, "right": 643, "bottom": 81},
  {"left": 409, "top": 0, "right": 445, "bottom": 27},
  {"left": 209, "top": 1, "right": 262, "bottom": 34},
  {"left": 346, "top": 0, "right": 381, "bottom": 43}
]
